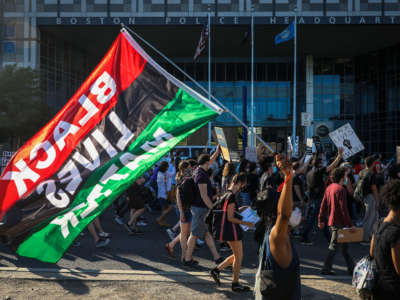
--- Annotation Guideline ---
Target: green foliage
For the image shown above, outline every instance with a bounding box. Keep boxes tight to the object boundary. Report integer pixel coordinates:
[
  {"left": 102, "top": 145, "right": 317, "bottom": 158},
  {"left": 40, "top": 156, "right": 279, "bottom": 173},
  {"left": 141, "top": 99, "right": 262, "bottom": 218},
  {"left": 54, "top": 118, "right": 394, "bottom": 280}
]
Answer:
[{"left": 0, "top": 65, "right": 51, "bottom": 146}]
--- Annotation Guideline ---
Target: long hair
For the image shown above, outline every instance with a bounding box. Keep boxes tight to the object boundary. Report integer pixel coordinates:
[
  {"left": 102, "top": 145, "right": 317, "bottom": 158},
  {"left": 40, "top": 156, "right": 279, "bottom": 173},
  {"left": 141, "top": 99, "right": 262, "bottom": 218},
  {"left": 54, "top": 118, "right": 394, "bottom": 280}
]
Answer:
[{"left": 175, "top": 160, "right": 190, "bottom": 182}]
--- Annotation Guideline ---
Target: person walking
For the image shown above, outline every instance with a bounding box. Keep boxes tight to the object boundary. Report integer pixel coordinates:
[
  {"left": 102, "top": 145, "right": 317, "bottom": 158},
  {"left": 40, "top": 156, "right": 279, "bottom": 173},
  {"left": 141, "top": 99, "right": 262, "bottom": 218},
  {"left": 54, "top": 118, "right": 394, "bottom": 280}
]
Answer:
[
  {"left": 165, "top": 161, "right": 193, "bottom": 261},
  {"left": 124, "top": 176, "right": 147, "bottom": 235},
  {"left": 210, "top": 172, "right": 255, "bottom": 292},
  {"left": 318, "top": 167, "right": 355, "bottom": 275},
  {"left": 156, "top": 161, "right": 173, "bottom": 228},
  {"left": 184, "top": 146, "right": 224, "bottom": 267},
  {"left": 221, "top": 162, "right": 235, "bottom": 194},
  {"left": 369, "top": 180, "right": 400, "bottom": 300},
  {"left": 359, "top": 155, "right": 380, "bottom": 243},
  {"left": 301, "top": 148, "right": 344, "bottom": 245}
]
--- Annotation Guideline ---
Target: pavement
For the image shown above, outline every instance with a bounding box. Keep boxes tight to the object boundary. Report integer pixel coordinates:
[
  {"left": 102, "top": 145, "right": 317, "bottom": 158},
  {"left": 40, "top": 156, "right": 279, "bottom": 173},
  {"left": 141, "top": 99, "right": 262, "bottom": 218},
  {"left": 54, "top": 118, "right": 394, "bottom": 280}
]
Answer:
[{"left": 0, "top": 207, "right": 368, "bottom": 299}]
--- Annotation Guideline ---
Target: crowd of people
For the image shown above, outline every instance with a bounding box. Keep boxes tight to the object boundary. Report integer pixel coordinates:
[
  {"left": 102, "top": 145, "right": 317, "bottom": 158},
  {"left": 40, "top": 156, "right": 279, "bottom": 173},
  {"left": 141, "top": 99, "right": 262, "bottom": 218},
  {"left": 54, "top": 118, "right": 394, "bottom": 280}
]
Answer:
[{"left": 73, "top": 144, "right": 400, "bottom": 298}]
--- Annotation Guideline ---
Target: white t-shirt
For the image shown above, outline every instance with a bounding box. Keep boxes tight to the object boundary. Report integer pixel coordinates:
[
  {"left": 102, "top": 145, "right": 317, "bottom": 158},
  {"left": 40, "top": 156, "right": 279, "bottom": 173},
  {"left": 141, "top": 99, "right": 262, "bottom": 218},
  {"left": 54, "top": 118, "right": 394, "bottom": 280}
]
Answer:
[{"left": 157, "top": 171, "right": 170, "bottom": 199}]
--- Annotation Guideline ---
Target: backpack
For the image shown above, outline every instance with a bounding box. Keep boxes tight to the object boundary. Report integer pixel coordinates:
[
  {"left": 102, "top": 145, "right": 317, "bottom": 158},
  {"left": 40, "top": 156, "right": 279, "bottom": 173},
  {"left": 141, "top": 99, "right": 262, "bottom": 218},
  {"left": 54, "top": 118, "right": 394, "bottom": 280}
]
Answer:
[
  {"left": 177, "top": 176, "right": 196, "bottom": 209},
  {"left": 256, "top": 173, "right": 279, "bottom": 219},
  {"left": 204, "top": 191, "right": 233, "bottom": 239},
  {"left": 352, "top": 255, "right": 376, "bottom": 299},
  {"left": 354, "top": 170, "right": 372, "bottom": 202}
]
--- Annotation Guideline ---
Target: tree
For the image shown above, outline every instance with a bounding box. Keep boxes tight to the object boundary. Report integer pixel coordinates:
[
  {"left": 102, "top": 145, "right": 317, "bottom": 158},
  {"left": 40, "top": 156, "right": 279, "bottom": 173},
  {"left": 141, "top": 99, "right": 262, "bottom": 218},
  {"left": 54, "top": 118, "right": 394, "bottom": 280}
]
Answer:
[{"left": 0, "top": 65, "right": 52, "bottom": 149}]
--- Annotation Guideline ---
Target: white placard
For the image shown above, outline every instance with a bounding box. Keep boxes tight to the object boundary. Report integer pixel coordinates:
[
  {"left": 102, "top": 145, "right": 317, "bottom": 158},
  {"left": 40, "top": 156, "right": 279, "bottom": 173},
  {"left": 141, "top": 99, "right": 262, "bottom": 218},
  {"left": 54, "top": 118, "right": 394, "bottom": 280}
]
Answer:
[
  {"left": 240, "top": 208, "right": 260, "bottom": 231},
  {"left": 301, "top": 112, "right": 312, "bottom": 127},
  {"left": 306, "top": 138, "right": 313, "bottom": 148},
  {"left": 328, "top": 123, "right": 364, "bottom": 160},
  {"left": 245, "top": 147, "right": 258, "bottom": 162}
]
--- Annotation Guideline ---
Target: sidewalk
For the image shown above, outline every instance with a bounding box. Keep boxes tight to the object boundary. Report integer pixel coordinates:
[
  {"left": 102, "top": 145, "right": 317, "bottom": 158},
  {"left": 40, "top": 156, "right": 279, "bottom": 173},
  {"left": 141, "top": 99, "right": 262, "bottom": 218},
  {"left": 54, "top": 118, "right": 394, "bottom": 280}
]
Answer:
[{"left": 0, "top": 267, "right": 359, "bottom": 299}]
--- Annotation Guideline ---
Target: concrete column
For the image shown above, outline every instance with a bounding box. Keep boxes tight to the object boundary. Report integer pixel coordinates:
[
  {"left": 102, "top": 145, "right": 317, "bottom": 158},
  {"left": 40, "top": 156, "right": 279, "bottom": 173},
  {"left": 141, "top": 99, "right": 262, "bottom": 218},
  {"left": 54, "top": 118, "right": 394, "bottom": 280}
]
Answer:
[{"left": 306, "top": 55, "right": 314, "bottom": 139}]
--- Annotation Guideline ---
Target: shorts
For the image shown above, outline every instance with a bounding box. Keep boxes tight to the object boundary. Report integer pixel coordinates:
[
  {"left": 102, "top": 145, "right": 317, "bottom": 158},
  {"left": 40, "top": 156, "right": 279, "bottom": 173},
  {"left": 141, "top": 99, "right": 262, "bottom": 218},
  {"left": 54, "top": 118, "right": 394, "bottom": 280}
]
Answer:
[
  {"left": 175, "top": 207, "right": 192, "bottom": 224},
  {"left": 158, "top": 198, "right": 171, "bottom": 210},
  {"left": 128, "top": 196, "right": 145, "bottom": 210},
  {"left": 190, "top": 206, "right": 208, "bottom": 239}
]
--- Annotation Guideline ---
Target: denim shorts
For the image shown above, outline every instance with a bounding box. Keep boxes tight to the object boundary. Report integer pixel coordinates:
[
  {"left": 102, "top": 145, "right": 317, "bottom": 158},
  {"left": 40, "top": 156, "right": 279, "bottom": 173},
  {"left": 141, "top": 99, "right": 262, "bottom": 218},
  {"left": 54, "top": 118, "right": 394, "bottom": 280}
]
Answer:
[
  {"left": 190, "top": 206, "right": 208, "bottom": 239},
  {"left": 175, "top": 207, "right": 192, "bottom": 224}
]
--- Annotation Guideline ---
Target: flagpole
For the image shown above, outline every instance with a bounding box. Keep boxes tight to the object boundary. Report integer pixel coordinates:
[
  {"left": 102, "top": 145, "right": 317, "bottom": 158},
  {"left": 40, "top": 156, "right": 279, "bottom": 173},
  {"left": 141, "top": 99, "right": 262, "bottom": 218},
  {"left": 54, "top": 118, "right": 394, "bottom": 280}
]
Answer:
[
  {"left": 250, "top": 12, "right": 254, "bottom": 148},
  {"left": 208, "top": 12, "right": 212, "bottom": 148},
  {"left": 292, "top": 9, "right": 297, "bottom": 156},
  {"left": 121, "top": 25, "right": 274, "bottom": 153}
]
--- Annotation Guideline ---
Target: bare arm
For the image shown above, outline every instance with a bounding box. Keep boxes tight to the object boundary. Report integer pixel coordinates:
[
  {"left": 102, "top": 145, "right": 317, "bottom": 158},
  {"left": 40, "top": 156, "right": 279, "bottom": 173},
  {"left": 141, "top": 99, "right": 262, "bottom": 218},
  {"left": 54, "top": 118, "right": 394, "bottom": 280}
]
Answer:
[
  {"left": 370, "top": 235, "right": 375, "bottom": 257},
  {"left": 371, "top": 184, "right": 379, "bottom": 208},
  {"left": 198, "top": 183, "right": 213, "bottom": 209},
  {"left": 294, "top": 185, "right": 304, "bottom": 203},
  {"left": 227, "top": 203, "right": 254, "bottom": 227},
  {"left": 391, "top": 244, "right": 400, "bottom": 275},
  {"left": 209, "top": 145, "right": 221, "bottom": 165},
  {"left": 297, "top": 155, "right": 312, "bottom": 174},
  {"left": 271, "top": 175, "right": 293, "bottom": 238},
  {"left": 326, "top": 148, "right": 344, "bottom": 173}
]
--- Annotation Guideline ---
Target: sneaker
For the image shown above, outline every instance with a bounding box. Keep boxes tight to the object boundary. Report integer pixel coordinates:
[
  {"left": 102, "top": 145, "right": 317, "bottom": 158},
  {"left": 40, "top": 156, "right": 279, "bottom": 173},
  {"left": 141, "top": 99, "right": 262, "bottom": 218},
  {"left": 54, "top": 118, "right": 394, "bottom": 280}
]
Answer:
[
  {"left": 360, "top": 241, "right": 370, "bottom": 246},
  {"left": 215, "top": 257, "right": 225, "bottom": 265},
  {"left": 114, "top": 216, "right": 124, "bottom": 225},
  {"left": 124, "top": 223, "right": 134, "bottom": 234},
  {"left": 157, "top": 219, "right": 171, "bottom": 228},
  {"left": 197, "top": 239, "right": 205, "bottom": 245},
  {"left": 99, "top": 232, "right": 111, "bottom": 238},
  {"left": 232, "top": 282, "right": 250, "bottom": 292},
  {"left": 129, "top": 228, "right": 144, "bottom": 235},
  {"left": 300, "top": 238, "right": 313, "bottom": 246},
  {"left": 136, "top": 221, "right": 148, "bottom": 227},
  {"left": 183, "top": 259, "right": 199, "bottom": 267},
  {"left": 166, "top": 229, "right": 177, "bottom": 240},
  {"left": 219, "top": 243, "right": 231, "bottom": 252},
  {"left": 321, "top": 269, "right": 336, "bottom": 276},
  {"left": 95, "top": 238, "right": 110, "bottom": 248},
  {"left": 210, "top": 268, "right": 221, "bottom": 286}
]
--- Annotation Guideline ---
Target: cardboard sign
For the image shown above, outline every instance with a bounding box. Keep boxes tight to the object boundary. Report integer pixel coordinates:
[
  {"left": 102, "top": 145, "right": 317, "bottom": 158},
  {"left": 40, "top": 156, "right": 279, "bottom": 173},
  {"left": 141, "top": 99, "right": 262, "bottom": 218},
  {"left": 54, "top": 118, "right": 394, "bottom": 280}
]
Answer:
[
  {"left": 301, "top": 112, "right": 312, "bottom": 127},
  {"left": 337, "top": 227, "right": 363, "bottom": 243},
  {"left": 287, "top": 136, "right": 293, "bottom": 153},
  {"left": 245, "top": 146, "right": 258, "bottom": 162},
  {"left": 329, "top": 123, "right": 364, "bottom": 160},
  {"left": 397, "top": 146, "right": 400, "bottom": 164},
  {"left": 214, "top": 127, "right": 231, "bottom": 162}
]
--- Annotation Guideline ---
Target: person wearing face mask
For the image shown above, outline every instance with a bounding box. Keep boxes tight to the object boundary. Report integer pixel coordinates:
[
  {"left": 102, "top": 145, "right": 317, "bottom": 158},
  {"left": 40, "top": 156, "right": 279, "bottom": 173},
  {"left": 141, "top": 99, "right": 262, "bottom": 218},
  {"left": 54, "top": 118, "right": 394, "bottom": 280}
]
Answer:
[
  {"left": 318, "top": 167, "right": 355, "bottom": 276},
  {"left": 184, "top": 146, "right": 224, "bottom": 267},
  {"left": 210, "top": 172, "right": 255, "bottom": 292},
  {"left": 254, "top": 154, "right": 301, "bottom": 300}
]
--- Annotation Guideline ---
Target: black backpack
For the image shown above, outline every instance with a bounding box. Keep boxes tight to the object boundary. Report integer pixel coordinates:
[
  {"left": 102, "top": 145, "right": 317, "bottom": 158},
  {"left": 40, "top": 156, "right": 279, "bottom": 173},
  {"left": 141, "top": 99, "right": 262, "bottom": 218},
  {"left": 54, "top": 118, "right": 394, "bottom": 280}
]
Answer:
[
  {"left": 256, "top": 173, "right": 279, "bottom": 219},
  {"left": 204, "top": 191, "right": 234, "bottom": 240},
  {"left": 177, "top": 176, "right": 196, "bottom": 209},
  {"left": 354, "top": 170, "right": 372, "bottom": 202}
]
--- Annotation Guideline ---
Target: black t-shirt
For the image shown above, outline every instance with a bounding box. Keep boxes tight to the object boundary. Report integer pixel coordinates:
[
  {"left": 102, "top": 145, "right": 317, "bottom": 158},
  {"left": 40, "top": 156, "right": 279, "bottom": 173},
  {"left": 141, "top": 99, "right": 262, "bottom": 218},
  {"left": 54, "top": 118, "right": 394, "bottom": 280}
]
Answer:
[
  {"left": 307, "top": 166, "right": 327, "bottom": 198},
  {"left": 193, "top": 167, "right": 215, "bottom": 208},
  {"left": 359, "top": 169, "right": 377, "bottom": 195},
  {"left": 244, "top": 173, "right": 259, "bottom": 199},
  {"left": 293, "top": 174, "right": 305, "bottom": 203},
  {"left": 373, "top": 221, "right": 400, "bottom": 298}
]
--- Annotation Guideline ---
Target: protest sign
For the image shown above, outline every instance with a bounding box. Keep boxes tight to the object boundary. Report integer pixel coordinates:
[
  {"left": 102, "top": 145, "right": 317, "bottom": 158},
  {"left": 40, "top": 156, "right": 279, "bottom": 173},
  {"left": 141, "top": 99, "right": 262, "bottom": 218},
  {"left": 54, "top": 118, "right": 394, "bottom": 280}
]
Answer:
[
  {"left": 214, "top": 127, "right": 231, "bottom": 162},
  {"left": 329, "top": 123, "right": 364, "bottom": 160},
  {"left": 397, "top": 146, "right": 400, "bottom": 164},
  {"left": 245, "top": 146, "right": 257, "bottom": 162},
  {"left": 301, "top": 112, "right": 312, "bottom": 127}
]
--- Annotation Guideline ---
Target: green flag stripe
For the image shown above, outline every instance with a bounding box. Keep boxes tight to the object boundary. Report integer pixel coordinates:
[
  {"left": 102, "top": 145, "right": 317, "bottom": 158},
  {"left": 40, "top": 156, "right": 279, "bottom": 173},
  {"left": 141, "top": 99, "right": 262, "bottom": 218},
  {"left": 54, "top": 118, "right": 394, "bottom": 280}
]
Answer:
[{"left": 16, "top": 88, "right": 218, "bottom": 263}]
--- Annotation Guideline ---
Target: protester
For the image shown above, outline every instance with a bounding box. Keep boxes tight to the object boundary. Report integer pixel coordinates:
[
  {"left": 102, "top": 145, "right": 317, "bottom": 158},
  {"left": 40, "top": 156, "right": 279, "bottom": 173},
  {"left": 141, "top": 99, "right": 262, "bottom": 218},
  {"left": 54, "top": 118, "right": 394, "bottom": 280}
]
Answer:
[
  {"left": 184, "top": 146, "right": 224, "bottom": 267},
  {"left": 254, "top": 154, "right": 301, "bottom": 300},
  {"left": 243, "top": 161, "right": 259, "bottom": 207},
  {"left": 318, "top": 167, "right": 355, "bottom": 275},
  {"left": 221, "top": 162, "right": 235, "bottom": 194},
  {"left": 388, "top": 163, "right": 400, "bottom": 181},
  {"left": 301, "top": 148, "right": 344, "bottom": 245},
  {"left": 165, "top": 161, "right": 193, "bottom": 260},
  {"left": 210, "top": 172, "right": 255, "bottom": 292},
  {"left": 359, "top": 155, "right": 379, "bottom": 243},
  {"left": 369, "top": 180, "right": 400, "bottom": 299},
  {"left": 124, "top": 177, "right": 147, "bottom": 235},
  {"left": 156, "top": 161, "right": 173, "bottom": 228}
]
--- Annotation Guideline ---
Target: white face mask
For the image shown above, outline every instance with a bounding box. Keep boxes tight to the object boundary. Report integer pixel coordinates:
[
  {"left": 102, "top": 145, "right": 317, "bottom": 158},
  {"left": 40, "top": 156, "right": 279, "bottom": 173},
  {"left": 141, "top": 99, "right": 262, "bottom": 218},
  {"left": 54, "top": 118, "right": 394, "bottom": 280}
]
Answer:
[{"left": 289, "top": 207, "right": 302, "bottom": 228}]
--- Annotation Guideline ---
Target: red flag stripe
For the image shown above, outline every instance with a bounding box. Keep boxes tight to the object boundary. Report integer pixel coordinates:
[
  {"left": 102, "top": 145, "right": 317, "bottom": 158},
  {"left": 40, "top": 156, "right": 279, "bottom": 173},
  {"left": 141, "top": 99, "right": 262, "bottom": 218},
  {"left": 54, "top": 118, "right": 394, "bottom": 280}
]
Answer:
[{"left": 0, "top": 33, "right": 147, "bottom": 218}]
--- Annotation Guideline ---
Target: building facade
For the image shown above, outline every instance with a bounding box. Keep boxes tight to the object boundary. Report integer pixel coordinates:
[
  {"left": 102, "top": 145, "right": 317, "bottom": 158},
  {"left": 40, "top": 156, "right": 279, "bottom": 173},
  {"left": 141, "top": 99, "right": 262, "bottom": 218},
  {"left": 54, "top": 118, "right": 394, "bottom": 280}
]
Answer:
[{"left": 1, "top": 0, "right": 400, "bottom": 156}]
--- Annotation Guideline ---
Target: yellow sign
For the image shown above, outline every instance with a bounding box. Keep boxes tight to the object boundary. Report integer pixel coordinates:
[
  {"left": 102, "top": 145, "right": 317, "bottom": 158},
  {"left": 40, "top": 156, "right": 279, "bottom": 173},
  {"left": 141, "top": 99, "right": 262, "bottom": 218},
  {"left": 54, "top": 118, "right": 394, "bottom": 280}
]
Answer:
[
  {"left": 397, "top": 146, "right": 400, "bottom": 164},
  {"left": 214, "top": 127, "right": 231, "bottom": 162}
]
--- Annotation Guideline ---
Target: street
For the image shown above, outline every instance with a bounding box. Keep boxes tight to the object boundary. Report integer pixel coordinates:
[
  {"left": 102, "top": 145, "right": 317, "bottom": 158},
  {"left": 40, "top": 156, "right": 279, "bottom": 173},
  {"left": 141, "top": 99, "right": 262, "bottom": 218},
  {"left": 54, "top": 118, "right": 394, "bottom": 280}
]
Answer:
[{"left": 0, "top": 207, "right": 367, "bottom": 299}]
